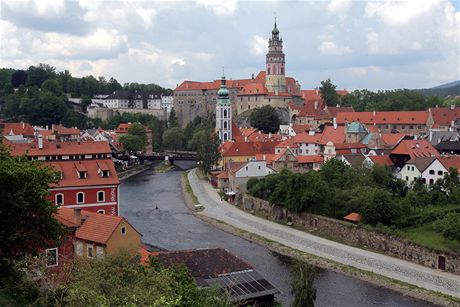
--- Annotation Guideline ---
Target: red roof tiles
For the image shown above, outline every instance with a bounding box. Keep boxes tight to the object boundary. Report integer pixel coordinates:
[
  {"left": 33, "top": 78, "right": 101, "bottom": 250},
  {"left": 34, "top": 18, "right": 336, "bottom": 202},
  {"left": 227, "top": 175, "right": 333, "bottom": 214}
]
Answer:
[
  {"left": 1, "top": 122, "right": 35, "bottom": 137},
  {"left": 391, "top": 140, "right": 439, "bottom": 158},
  {"left": 430, "top": 106, "right": 460, "bottom": 127},
  {"left": 336, "top": 111, "right": 429, "bottom": 125},
  {"left": 8, "top": 140, "right": 111, "bottom": 157}
]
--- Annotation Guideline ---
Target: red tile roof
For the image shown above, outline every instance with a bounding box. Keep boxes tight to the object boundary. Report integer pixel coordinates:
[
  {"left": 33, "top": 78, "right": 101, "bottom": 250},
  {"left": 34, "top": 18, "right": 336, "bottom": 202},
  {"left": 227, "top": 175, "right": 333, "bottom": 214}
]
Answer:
[
  {"left": 381, "top": 133, "right": 407, "bottom": 146},
  {"left": 56, "top": 208, "right": 140, "bottom": 244},
  {"left": 430, "top": 106, "right": 460, "bottom": 127},
  {"left": 8, "top": 140, "right": 111, "bottom": 157},
  {"left": 116, "top": 123, "right": 132, "bottom": 134},
  {"left": 320, "top": 126, "right": 346, "bottom": 144},
  {"left": 292, "top": 133, "right": 322, "bottom": 144},
  {"left": 51, "top": 124, "right": 80, "bottom": 135},
  {"left": 216, "top": 171, "right": 229, "bottom": 179},
  {"left": 254, "top": 153, "right": 277, "bottom": 163},
  {"left": 272, "top": 148, "right": 295, "bottom": 162},
  {"left": 368, "top": 155, "right": 394, "bottom": 167},
  {"left": 47, "top": 159, "right": 119, "bottom": 188},
  {"left": 221, "top": 140, "right": 281, "bottom": 157},
  {"left": 237, "top": 82, "right": 268, "bottom": 96},
  {"left": 391, "top": 140, "right": 439, "bottom": 158},
  {"left": 344, "top": 212, "right": 362, "bottom": 222},
  {"left": 1, "top": 122, "right": 35, "bottom": 137},
  {"left": 296, "top": 155, "right": 324, "bottom": 164},
  {"left": 336, "top": 111, "right": 429, "bottom": 125},
  {"left": 292, "top": 124, "right": 310, "bottom": 134},
  {"left": 438, "top": 156, "right": 460, "bottom": 173}
]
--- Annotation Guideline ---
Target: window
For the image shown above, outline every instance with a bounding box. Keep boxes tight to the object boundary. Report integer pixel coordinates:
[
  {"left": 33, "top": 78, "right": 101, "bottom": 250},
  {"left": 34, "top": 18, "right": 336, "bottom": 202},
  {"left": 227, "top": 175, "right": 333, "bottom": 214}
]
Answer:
[
  {"left": 97, "top": 191, "right": 105, "bottom": 202},
  {"left": 78, "top": 171, "right": 87, "bottom": 179},
  {"left": 101, "top": 170, "right": 110, "bottom": 177},
  {"left": 258, "top": 166, "right": 261, "bottom": 170},
  {"left": 55, "top": 193, "right": 64, "bottom": 206},
  {"left": 97, "top": 209, "right": 105, "bottom": 214},
  {"left": 121, "top": 226, "right": 126, "bottom": 235},
  {"left": 405, "top": 176, "right": 409, "bottom": 181},
  {"left": 429, "top": 178, "right": 434, "bottom": 185},
  {"left": 223, "top": 109, "right": 227, "bottom": 118},
  {"left": 77, "top": 192, "right": 85, "bottom": 204},
  {"left": 224, "top": 121, "right": 227, "bottom": 129},
  {"left": 45, "top": 248, "right": 58, "bottom": 267},
  {"left": 87, "top": 245, "right": 94, "bottom": 258},
  {"left": 437, "top": 171, "right": 443, "bottom": 176},
  {"left": 429, "top": 170, "right": 435, "bottom": 175}
]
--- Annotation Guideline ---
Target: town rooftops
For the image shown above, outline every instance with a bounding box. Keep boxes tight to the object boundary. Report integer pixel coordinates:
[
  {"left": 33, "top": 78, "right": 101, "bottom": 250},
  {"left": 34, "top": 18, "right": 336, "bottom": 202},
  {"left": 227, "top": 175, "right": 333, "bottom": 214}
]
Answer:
[
  {"left": 381, "top": 133, "right": 407, "bottom": 147},
  {"left": 56, "top": 207, "right": 141, "bottom": 244},
  {"left": 116, "top": 123, "right": 132, "bottom": 134},
  {"left": 429, "top": 106, "right": 460, "bottom": 127},
  {"left": 405, "top": 156, "right": 437, "bottom": 172},
  {"left": 0, "top": 122, "right": 35, "bottom": 137},
  {"left": 391, "top": 139, "right": 439, "bottom": 158},
  {"left": 175, "top": 71, "right": 265, "bottom": 91},
  {"left": 438, "top": 156, "right": 460, "bottom": 173},
  {"left": 7, "top": 140, "right": 112, "bottom": 157},
  {"left": 336, "top": 111, "right": 429, "bottom": 125},
  {"left": 367, "top": 155, "right": 394, "bottom": 167},
  {"left": 47, "top": 159, "right": 119, "bottom": 188}
]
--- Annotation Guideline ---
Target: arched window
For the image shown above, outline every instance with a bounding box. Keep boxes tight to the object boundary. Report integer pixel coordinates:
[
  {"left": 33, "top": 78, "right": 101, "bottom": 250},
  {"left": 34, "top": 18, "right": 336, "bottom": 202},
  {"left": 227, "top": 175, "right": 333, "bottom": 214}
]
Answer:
[
  {"left": 76, "top": 192, "right": 85, "bottom": 204},
  {"left": 97, "top": 209, "right": 105, "bottom": 214},
  {"left": 267, "top": 67, "right": 271, "bottom": 75},
  {"left": 223, "top": 133, "right": 228, "bottom": 141},
  {"left": 224, "top": 121, "right": 227, "bottom": 129},
  {"left": 55, "top": 193, "right": 64, "bottom": 206},
  {"left": 223, "top": 109, "right": 227, "bottom": 118},
  {"left": 97, "top": 191, "right": 105, "bottom": 202}
]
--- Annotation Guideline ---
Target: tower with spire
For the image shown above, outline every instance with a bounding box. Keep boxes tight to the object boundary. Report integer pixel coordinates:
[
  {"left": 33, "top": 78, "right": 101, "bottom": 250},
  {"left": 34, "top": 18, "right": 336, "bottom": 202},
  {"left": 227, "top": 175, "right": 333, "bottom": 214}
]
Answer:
[
  {"left": 265, "top": 18, "right": 287, "bottom": 94},
  {"left": 215, "top": 71, "right": 232, "bottom": 143}
]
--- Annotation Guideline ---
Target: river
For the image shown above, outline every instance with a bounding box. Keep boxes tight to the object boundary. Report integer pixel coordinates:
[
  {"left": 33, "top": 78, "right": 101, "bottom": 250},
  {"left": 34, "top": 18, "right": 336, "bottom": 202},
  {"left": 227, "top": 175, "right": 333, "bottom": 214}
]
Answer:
[{"left": 119, "top": 161, "right": 435, "bottom": 307}]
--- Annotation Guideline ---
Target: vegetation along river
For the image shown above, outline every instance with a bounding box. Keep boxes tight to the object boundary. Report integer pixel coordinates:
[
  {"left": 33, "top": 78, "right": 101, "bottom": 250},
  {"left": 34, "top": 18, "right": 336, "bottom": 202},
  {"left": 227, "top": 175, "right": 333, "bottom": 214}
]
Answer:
[{"left": 120, "top": 161, "right": 435, "bottom": 307}]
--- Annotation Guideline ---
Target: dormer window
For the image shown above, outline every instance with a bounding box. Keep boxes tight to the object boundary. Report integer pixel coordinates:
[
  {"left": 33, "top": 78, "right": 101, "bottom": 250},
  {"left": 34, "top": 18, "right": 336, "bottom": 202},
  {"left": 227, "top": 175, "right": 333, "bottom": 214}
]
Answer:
[
  {"left": 101, "top": 170, "right": 110, "bottom": 177},
  {"left": 78, "top": 171, "right": 87, "bottom": 179}
]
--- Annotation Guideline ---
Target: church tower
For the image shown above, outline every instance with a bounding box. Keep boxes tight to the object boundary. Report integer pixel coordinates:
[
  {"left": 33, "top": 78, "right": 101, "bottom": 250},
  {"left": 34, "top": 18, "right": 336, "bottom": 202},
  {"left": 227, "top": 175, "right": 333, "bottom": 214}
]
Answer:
[
  {"left": 216, "top": 72, "right": 232, "bottom": 143},
  {"left": 265, "top": 18, "right": 287, "bottom": 94}
]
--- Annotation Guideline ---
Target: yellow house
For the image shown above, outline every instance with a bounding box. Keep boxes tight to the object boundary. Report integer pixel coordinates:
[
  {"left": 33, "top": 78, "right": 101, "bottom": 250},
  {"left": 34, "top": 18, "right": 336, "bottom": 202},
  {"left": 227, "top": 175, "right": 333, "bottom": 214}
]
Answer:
[{"left": 56, "top": 208, "right": 142, "bottom": 259}]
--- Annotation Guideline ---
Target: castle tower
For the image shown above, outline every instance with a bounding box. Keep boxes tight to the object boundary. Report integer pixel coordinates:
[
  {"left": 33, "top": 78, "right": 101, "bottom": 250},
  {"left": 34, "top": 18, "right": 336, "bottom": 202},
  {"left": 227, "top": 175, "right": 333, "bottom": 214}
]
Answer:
[
  {"left": 216, "top": 72, "right": 232, "bottom": 143},
  {"left": 265, "top": 18, "right": 287, "bottom": 94}
]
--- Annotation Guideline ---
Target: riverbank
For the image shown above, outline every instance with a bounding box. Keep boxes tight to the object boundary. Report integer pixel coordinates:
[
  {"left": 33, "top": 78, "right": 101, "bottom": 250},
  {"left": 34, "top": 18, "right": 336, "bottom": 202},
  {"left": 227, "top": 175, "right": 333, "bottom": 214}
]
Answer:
[
  {"left": 118, "top": 161, "right": 155, "bottom": 181},
  {"left": 180, "top": 170, "right": 459, "bottom": 307}
]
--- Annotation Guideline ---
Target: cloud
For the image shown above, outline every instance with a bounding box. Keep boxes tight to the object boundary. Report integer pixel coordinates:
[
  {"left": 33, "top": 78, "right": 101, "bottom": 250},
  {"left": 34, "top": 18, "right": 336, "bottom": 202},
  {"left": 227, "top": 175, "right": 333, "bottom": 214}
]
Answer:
[
  {"left": 319, "top": 41, "right": 351, "bottom": 55},
  {"left": 365, "top": 0, "right": 439, "bottom": 26},
  {"left": 2, "top": 0, "right": 66, "bottom": 19},
  {"left": 327, "top": 0, "right": 351, "bottom": 18},
  {"left": 250, "top": 35, "right": 267, "bottom": 56},
  {"left": 196, "top": 0, "right": 238, "bottom": 16},
  {"left": 349, "top": 66, "right": 382, "bottom": 77}
]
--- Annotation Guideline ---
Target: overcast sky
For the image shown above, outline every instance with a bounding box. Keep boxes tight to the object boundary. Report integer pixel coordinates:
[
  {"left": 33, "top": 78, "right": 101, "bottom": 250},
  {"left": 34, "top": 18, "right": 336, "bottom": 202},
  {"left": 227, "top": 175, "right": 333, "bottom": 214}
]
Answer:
[{"left": 1, "top": 0, "right": 459, "bottom": 91}]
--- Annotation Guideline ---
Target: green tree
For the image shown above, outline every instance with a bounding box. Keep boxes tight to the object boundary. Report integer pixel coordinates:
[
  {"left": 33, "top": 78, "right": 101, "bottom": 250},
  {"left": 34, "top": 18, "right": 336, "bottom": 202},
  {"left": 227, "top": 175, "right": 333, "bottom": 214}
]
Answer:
[
  {"left": 196, "top": 131, "right": 221, "bottom": 172},
  {"left": 291, "top": 261, "right": 316, "bottom": 307},
  {"left": 249, "top": 105, "right": 280, "bottom": 133},
  {"left": 0, "top": 144, "right": 63, "bottom": 282},
  {"left": 80, "top": 96, "right": 92, "bottom": 113},
  {"left": 360, "top": 189, "right": 398, "bottom": 226},
  {"left": 128, "top": 122, "right": 147, "bottom": 146},
  {"left": 162, "top": 127, "right": 185, "bottom": 151},
  {"left": 119, "top": 134, "right": 145, "bottom": 154},
  {"left": 11, "top": 70, "right": 27, "bottom": 88},
  {"left": 433, "top": 213, "right": 460, "bottom": 242},
  {"left": 41, "top": 79, "right": 62, "bottom": 96},
  {"left": 26, "top": 63, "right": 56, "bottom": 87},
  {"left": 319, "top": 78, "right": 340, "bottom": 106},
  {"left": 168, "top": 108, "right": 179, "bottom": 127}
]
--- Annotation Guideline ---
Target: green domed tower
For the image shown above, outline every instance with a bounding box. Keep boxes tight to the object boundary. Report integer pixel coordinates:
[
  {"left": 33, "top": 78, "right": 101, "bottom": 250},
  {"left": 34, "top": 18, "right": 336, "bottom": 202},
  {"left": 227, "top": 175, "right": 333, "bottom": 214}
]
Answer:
[{"left": 216, "top": 72, "right": 232, "bottom": 143}]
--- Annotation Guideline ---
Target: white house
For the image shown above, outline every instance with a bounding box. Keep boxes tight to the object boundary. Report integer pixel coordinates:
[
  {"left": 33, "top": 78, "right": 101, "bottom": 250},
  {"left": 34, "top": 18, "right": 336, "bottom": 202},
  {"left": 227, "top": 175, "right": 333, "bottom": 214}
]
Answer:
[
  {"left": 228, "top": 160, "right": 274, "bottom": 193},
  {"left": 421, "top": 158, "right": 448, "bottom": 185}
]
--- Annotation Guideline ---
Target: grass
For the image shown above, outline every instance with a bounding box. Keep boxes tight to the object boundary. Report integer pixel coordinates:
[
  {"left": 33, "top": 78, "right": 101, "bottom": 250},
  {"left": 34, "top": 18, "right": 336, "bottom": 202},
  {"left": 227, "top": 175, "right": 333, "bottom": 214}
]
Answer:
[
  {"left": 400, "top": 222, "right": 460, "bottom": 252},
  {"left": 154, "top": 163, "right": 175, "bottom": 173},
  {"left": 182, "top": 171, "right": 199, "bottom": 204}
]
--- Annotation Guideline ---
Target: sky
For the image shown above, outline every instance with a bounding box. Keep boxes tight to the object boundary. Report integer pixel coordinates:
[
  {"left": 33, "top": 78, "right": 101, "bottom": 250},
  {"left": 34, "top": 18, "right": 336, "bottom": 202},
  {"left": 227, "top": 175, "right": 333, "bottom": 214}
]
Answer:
[{"left": 0, "top": 0, "right": 459, "bottom": 91}]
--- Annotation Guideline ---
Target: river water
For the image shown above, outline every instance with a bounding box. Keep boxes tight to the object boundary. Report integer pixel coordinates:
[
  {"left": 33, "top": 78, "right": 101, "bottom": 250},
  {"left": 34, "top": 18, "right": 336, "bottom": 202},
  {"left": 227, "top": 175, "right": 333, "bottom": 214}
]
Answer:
[{"left": 119, "top": 161, "right": 435, "bottom": 307}]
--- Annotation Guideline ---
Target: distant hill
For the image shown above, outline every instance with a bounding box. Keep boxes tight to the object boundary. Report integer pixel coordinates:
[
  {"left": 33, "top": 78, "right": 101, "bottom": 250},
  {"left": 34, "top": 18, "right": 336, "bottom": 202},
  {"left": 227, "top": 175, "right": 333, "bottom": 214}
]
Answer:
[{"left": 417, "top": 80, "right": 460, "bottom": 97}]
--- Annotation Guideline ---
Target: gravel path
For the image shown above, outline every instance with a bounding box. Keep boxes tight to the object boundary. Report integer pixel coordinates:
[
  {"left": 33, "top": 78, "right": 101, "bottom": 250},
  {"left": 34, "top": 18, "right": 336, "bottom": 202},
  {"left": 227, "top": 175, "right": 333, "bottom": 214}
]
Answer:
[{"left": 188, "top": 169, "right": 460, "bottom": 298}]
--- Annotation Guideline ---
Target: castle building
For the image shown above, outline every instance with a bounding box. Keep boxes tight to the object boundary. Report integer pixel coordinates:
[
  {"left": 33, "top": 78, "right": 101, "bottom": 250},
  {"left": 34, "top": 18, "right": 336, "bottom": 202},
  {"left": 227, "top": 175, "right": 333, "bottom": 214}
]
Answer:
[
  {"left": 215, "top": 73, "right": 232, "bottom": 143},
  {"left": 173, "top": 19, "right": 303, "bottom": 126}
]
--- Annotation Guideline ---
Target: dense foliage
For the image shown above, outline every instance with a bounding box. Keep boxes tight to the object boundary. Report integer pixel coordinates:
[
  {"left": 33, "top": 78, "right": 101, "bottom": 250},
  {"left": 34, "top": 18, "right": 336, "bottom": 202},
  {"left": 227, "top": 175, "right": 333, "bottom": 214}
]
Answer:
[
  {"left": 247, "top": 159, "right": 460, "bottom": 238},
  {"left": 291, "top": 261, "right": 316, "bottom": 307},
  {"left": 319, "top": 78, "right": 340, "bottom": 106},
  {"left": 2, "top": 252, "right": 231, "bottom": 306},
  {"left": 249, "top": 105, "right": 280, "bottom": 133}
]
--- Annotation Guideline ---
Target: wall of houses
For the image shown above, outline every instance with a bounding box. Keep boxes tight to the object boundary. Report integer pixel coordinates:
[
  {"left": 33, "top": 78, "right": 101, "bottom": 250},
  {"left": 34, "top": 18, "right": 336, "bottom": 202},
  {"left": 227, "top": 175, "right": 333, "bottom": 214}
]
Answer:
[
  {"left": 106, "top": 220, "right": 141, "bottom": 256},
  {"left": 242, "top": 195, "right": 460, "bottom": 274}
]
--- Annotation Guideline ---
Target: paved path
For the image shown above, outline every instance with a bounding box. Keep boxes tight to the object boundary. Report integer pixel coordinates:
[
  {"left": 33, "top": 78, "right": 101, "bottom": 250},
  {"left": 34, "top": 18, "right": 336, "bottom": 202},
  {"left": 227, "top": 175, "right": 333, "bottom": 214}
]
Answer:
[{"left": 188, "top": 169, "right": 460, "bottom": 298}]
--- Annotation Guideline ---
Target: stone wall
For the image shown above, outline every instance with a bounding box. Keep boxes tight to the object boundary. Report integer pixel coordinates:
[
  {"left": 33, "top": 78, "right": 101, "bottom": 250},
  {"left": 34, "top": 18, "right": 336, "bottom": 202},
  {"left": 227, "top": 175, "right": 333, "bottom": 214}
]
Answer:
[{"left": 242, "top": 195, "right": 460, "bottom": 275}]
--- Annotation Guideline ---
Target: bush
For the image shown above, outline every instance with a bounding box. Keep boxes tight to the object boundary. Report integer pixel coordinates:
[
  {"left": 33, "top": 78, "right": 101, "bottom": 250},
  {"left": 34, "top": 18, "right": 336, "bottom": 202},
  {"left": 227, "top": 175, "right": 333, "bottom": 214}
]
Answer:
[{"left": 433, "top": 213, "right": 460, "bottom": 242}]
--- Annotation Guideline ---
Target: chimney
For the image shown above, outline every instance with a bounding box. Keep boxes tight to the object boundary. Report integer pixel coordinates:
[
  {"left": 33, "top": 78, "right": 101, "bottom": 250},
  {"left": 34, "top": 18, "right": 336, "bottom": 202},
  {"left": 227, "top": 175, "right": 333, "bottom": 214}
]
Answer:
[
  {"left": 269, "top": 132, "right": 272, "bottom": 138},
  {"left": 314, "top": 101, "right": 318, "bottom": 110},
  {"left": 22, "top": 122, "right": 24, "bottom": 129},
  {"left": 333, "top": 117, "right": 337, "bottom": 129},
  {"left": 263, "top": 154, "right": 266, "bottom": 160},
  {"left": 309, "top": 129, "right": 315, "bottom": 136},
  {"left": 244, "top": 136, "right": 248, "bottom": 142},
  {"left": 429, "top": 130, "right": 433, "bottom": 141},
  {"left": 373, "top": 110, "right": 376, "bottom": 116},
  {"left": 38, "top": 134, "right": 43, "bottom": 149},
  {"left": 451, "top": 105, "right": 455, "bottom": 110},
  {"left": 74, "top": 208, "right": 83, "bottom": 224}
]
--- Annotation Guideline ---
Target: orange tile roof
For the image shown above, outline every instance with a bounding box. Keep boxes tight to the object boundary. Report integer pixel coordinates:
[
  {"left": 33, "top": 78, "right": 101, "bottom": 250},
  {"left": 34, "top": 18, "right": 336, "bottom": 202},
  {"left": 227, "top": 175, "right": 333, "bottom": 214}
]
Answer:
[
  {"left": 237, "top": 82, "right": 268, "bottom": 96},
  {"left": 430, "top": 106, "right": 460, "bottom": 127},
  {"left": 47, "top": 159, "right": 119, "bottom": 188},
  {"left": 368, "top": 155, "right": 394, "bottom": 167},
  {"left": 320, "top": 126, "right": 346, "bottom": 144},
  {"left": 381, "top": 133, "right": 407, "bottom": 146},
  {"left": 292, "top": 133, "right": 322, "bottom": 144},
  {"left": 1, "top": 122, "right": 35, "bottom": 137},
  {"left": 52, "top": 124, "right": 80, "bottom": 135},
  {"left": 336, "top": 111, "right": 429, "bottom": 125},
  {"left": 216, "top": 171, "right": 229, "bottom": 179},
  {"left": 8, "top": 140, "right": 111, "bottom": 157},
  {"left": 292, "top": 124, "right": 311, "bottom": 134},
  {"left": 391, "top": 140, "right": 439, "bottom": 158},
  {"left": 344, "top": 212, "right": 362, "bottom": 222},
  {"left": 56, "top": 208, "right": 140, "bottom": 244},
  {"left": 116, "top": 123, "right": 132, "bottom": 134},
  {"left": 221, "top": 140, "right": 281, "bottom": 157},
  {"left": 296, "top": 155, "right": 324, "bottom": 164},
  {"left": 438, "top": 156, "right": 460, "bottom": 173},
  {"left": 272, "top": 148, "right": 296, "bottom": 162},
  {"left": 228, "top": 161, "right": 248, "bottom": 174},
  {"left": 254, "top": 154, "right": 277, "bottom": 163}
]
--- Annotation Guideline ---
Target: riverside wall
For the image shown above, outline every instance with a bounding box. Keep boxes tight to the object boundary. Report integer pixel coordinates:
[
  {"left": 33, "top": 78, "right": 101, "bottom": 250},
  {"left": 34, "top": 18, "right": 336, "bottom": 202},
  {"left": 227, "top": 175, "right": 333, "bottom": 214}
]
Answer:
[{"left": 242, "top": 195, "right": 460, "bottom": 275}]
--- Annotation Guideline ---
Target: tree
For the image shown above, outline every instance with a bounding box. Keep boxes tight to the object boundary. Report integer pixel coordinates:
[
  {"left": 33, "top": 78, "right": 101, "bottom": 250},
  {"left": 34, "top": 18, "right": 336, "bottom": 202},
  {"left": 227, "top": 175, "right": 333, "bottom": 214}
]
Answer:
[
  {"left": 162, "top": 127, "right": 185, "bottom": 151},
  {"left": 168, "top": 108, "right": 179, "bottom": 128},
  {"left": 128, "top": 122, "right": 147, "bottom": 145},
  {"left": 119, "top": 134, "right": 145, "bottom": 154},
  {"left": 27, "top": 64, "right": 56, "bottom": 87},
  {"left": 249, "top": 105, "right": 280, "bottom": 133},
  {"left": 80, "top": 96, "right": 92, "bottom": 113},
  {"left": 291, "top": 261, "right": 316, "bottom": 307},
  {"left": 319, "top": 78, "right": 340, "bottom": 106},
  {"left": 196, "top": 131, "right": 221, "bottom": 172},
  {"left": 0, "top": 144, "right": 63, "bottom": 280},
  {"left": 11, "top": 70, "right": 27, "bottom": 87},
  {"left": 434, "top": 213, "right": 460, "bottom": 242},
  {"left": 41, "top": 79, "right": 62, "bottom": 96}
]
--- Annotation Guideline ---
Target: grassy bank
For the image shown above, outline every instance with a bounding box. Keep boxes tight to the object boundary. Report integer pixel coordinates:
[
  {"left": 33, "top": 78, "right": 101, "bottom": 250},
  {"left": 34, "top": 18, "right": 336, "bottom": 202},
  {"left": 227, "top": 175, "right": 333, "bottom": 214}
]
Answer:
[
  {"left": 181, "top": 171, "right": 199, "bottom": 205},
  {"left": 400, "top": 223, "right": 460, "bottom": 252}
]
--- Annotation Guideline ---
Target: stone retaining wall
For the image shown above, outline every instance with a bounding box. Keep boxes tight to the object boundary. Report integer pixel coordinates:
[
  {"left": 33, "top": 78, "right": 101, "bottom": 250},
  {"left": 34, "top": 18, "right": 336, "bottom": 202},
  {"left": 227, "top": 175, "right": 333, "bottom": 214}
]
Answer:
[{"left": 242, "top": 195, "right": 460, "bottom": 275}]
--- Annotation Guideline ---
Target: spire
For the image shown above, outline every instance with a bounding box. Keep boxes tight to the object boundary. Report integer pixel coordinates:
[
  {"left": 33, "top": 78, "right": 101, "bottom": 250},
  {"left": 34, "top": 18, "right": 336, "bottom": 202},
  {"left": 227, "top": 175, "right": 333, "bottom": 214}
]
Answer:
[
  {"left": 272, "top": 17, "right": 279, "bottom": 36},
  {"left": 221, "top": 66, "right": 226, "bottom": 85},
  {"left": 217, "top": 68, "right": 229, "bottom": 103}
]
